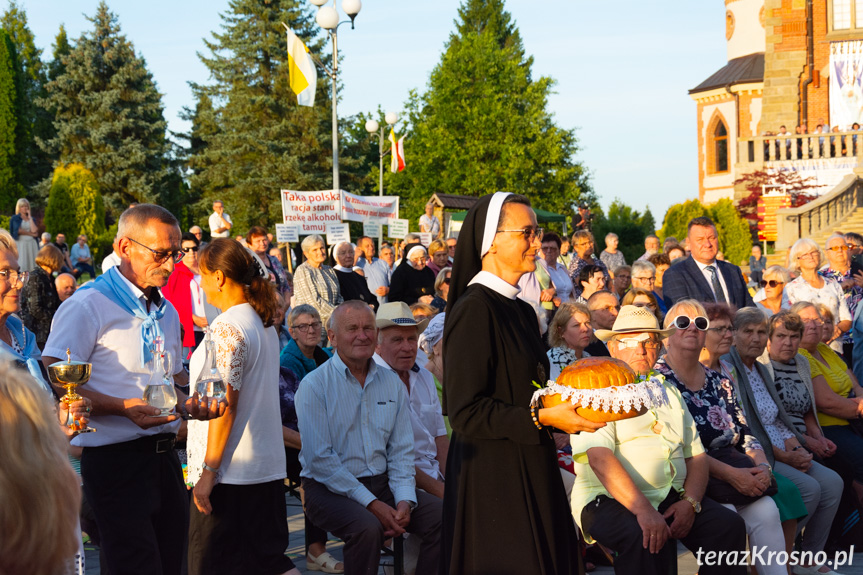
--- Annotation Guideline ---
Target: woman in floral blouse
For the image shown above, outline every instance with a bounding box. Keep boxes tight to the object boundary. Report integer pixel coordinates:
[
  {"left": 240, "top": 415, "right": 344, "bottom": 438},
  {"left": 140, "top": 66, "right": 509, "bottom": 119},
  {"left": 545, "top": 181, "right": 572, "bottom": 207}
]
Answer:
[
  {"left": 658, "top": 300, "right": 788, "bottom": 575},
  {"left": 546, "top": 301, "right": 592, "bottom": 381}
]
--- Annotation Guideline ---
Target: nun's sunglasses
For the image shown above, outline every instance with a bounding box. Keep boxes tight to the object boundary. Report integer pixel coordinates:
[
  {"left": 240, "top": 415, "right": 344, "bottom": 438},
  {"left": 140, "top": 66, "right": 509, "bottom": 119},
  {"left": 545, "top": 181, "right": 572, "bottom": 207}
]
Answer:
[
  {"left": 497, "top": 226, "right": 544, "bottom": 242},
  {"left": 673, "top": 315, "right": 709, "bottom": 331}
]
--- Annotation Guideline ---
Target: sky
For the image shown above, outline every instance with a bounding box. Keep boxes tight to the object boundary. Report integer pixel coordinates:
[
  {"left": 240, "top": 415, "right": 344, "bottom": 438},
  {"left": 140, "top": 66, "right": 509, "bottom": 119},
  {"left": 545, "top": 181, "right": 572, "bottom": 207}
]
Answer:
[{"left": 23, "top": 0, "right": 728, "bottom": 223}]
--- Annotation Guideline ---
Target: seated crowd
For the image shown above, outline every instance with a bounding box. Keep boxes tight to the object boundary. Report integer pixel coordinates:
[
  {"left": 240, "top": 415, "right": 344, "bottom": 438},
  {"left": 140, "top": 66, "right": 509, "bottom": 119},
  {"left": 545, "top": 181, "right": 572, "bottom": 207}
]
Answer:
[{"left": 7, "top": 200, "right": 863, "bottom": 575}]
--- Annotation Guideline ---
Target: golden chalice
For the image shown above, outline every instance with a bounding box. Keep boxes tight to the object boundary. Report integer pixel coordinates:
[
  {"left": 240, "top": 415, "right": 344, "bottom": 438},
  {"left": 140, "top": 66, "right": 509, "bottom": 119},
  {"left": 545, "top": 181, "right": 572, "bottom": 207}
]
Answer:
[{"left": 48, "top": 348, "right": 95, "bottom": 434}]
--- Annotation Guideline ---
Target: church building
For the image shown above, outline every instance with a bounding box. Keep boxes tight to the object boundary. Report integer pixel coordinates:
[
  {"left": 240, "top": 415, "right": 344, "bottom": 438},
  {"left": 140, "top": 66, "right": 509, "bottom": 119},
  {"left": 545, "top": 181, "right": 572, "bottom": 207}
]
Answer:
[{"left": 690, "top": 0, "right": 863, "bottom": 203}]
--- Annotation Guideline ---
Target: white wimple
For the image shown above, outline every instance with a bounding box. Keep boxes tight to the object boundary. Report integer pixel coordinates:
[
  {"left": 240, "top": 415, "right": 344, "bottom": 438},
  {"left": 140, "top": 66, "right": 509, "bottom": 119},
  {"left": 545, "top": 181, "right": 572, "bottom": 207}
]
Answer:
[{"left": 530, "top": 375, "right": 669, "bottom": 413}]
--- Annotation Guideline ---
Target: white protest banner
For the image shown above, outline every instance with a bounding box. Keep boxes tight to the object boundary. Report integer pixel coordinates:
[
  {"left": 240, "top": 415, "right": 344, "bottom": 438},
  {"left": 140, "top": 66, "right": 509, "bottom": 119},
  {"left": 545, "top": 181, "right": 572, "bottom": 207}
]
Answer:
[
  {"left": 281, "top": 190, "right": 342, "bottom": 234},
  {"left": 341, "top": 191, "right": 399, "bottom": 223},
  {"left": 418, "top": 233, "right": 432, "bottom": 247},
  {"left": 387, "top": 218, "right": 409, "bottom": 239},
  {"left": 326, "top": 223, "right": 350, "bottom": 245},
  {"left": 363, "top": 221, "right": 381, "bottom": 238},
  {"left": 275, "top": 224, "right": 299, "bottom": 243}
]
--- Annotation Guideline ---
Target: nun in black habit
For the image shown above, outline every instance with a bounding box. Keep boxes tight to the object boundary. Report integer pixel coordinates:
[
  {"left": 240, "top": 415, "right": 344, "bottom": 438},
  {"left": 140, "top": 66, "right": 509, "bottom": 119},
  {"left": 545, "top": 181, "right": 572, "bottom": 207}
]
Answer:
[
  {"left": 441, "top": 192, "right": 605, "bottom": 575},
  {"left": 389, "top": 243, "right": 436, "bottom": 306}
]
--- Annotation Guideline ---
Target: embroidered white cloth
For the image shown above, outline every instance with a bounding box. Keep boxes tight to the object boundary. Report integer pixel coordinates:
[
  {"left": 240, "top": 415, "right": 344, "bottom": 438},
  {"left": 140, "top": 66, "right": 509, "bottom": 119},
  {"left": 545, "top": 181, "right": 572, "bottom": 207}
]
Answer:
[{"left": 530, "top": 375, "right": 669, "bottom": 414}]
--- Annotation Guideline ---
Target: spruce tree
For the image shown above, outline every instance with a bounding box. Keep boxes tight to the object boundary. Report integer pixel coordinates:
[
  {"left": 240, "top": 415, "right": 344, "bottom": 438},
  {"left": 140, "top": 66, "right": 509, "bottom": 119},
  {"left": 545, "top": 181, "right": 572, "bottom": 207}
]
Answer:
[
  {"left": 188, "top": 0, "right": 335, "bottom": 232},
  {"left": 387, "top": 0, "right": 592, "bottom": 221},
  {"left": 46, "top": 25, "right": 70, "bottom": 84},
  {"left": 39, "top": 2, "right": 171, "bottom": 213},
  {"left": 0, "top": 28, "right": 22, "bottom": 211},
  {"left": 2, "top": 2, "right": 53, "bottom": 190}
]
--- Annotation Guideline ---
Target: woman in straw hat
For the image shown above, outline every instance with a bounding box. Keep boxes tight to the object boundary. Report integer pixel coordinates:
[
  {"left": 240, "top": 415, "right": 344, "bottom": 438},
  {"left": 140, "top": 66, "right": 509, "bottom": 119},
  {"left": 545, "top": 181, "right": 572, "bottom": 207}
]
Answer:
[{"left": 442, "top": 192, "right": 603, "bottom": 575}]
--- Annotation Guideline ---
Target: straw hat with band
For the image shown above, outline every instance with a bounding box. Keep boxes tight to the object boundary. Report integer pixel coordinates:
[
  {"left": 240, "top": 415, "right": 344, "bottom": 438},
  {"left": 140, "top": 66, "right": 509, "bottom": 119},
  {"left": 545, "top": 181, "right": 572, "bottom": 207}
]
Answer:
[{"left": 375, "top": 301, "right": 429, "bottom": 334}]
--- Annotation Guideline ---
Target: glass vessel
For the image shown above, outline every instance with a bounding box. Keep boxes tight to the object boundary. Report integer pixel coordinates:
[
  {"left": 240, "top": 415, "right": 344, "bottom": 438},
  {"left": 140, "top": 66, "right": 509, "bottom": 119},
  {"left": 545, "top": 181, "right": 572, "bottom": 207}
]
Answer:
[
  {"left": 195, "top": 327, "right": 226, "bottom": 400},
  {"left": 143, "top": 337, "right": 178, "bottom": 416}
]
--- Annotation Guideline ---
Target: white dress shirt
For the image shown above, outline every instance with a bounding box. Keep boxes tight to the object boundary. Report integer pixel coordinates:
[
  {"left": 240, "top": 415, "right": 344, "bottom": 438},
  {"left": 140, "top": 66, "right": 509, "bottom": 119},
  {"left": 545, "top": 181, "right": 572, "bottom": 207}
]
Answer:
[
  {"left": 538, "top": 259, "right": 574, "bottom": 303},
  {"left": 373, "top": 354, "right": 447, "bottom": 481},
  {"left": 208, "top": 211, "right": 232, "bottom": 238},
  {"left": 694, "top": 258, "right": 730, "bottom": 303}
]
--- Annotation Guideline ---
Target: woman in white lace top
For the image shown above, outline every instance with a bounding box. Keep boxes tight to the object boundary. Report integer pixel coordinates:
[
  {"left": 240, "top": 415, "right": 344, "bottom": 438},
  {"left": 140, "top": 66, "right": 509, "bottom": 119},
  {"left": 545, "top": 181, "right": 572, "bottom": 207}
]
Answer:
[{"left": 186, "top": 239, "right": 300, "bottom": 575}]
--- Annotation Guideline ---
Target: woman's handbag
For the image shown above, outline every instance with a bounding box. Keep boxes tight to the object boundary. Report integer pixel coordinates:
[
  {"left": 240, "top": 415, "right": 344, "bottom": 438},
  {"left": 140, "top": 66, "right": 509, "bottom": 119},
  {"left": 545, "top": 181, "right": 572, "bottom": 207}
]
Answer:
[{"left": 706, "top": 445, "right": 778, "bottom": 506}]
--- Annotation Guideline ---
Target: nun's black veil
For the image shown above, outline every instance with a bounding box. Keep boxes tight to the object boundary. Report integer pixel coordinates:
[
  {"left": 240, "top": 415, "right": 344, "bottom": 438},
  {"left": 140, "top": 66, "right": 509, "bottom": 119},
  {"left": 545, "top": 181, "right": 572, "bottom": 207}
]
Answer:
[{"left": 445, "top": 194, "right": 496, "bottom": 314}]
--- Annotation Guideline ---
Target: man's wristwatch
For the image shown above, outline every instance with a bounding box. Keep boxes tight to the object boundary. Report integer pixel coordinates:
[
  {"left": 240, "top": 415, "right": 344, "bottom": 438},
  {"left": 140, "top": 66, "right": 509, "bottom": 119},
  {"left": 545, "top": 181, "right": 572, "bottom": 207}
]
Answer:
[{"left": 682, "top": 494, "right": 702, "bottom": 514}]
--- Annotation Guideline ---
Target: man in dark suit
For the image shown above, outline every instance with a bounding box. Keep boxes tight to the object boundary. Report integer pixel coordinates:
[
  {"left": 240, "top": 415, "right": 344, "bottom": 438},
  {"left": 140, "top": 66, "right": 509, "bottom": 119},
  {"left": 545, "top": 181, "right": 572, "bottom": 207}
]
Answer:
[{"left": 662, "top": 216, "right": 754, "bottom": 310}]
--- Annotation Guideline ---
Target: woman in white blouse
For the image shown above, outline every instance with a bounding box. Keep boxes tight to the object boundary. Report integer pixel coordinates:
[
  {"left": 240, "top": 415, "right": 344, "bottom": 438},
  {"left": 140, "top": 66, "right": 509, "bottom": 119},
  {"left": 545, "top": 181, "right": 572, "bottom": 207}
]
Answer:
[
  {"left": 785, "top": 239, "right": 851, "bottom": 353},
  {"left": 187, "top": 238, "right": 300, "bottom": 575}
]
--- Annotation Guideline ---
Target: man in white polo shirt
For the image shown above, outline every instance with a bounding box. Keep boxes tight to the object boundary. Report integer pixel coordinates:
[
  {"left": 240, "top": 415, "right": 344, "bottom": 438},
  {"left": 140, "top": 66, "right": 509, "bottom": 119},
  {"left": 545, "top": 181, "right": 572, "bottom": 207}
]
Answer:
[
  {"left": 208, "top": 199, "right": 233, "bottom": 238},
  {"left": 373, "top": 302, "right": 449, "bottom": 499},
  {"left": 43, "top": 204, "right": 225, "bottom": 575}
]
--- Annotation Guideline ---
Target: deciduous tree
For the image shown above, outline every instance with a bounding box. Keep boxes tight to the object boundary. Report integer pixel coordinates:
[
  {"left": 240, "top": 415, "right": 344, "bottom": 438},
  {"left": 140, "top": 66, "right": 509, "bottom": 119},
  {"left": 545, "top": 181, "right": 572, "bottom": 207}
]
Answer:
[{"left": 386, "top": 0, "right": 593, "bottom": 222}]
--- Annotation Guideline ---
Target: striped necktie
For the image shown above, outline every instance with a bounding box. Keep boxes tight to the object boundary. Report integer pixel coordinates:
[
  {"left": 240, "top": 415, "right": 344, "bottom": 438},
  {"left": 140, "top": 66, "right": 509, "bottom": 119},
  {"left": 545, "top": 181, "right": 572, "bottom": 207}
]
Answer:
[{"left": 706, "top": 265, "right": 727, "bottom": 304}]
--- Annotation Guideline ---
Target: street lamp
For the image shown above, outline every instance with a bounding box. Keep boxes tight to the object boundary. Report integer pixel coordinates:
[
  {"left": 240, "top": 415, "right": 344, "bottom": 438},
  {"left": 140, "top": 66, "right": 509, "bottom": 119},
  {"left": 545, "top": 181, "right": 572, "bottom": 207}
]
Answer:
[
  {"left": 310, "top": 0, "right": 362, "bottom": 191},
  {"left": 365, "top": 111, "right": 398, "bottom": 196}
]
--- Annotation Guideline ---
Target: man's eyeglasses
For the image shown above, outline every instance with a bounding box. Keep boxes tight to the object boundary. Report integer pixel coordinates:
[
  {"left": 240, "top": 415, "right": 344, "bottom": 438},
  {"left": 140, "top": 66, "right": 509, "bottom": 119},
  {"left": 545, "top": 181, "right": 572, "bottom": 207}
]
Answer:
[
  {"left": 616, "top": 338, "right": 661, "bottom": 351},
  {"left": 0, "top": 269, "right": 28, "bottom": 285},
  {"left": 826, "top": 245, "right": 850, "bottom": 252},
  {"left": 673, "top": 315, "right": 710, "bottom": 331},
  {"left": 292, "top": 321, "right": 322, "bottom": 332},
  {"left": 497, "top": 227, "right": 543, "bottom": 242},
  {"left": 594, "top": 304, "right": 621, "bottom": 313},
  {"left": 803, "top": 319, "right": 824, "bottom": 328},
  {"left": 759, "top": 279, "right": 784, "bottom": 288},
  {"left": 707, "top": 325, "right": 736, "bottom": 334},
  {"left": 127, "top": 237, "right": 184, "bottom": 264},
  {"left": 633, "top": 276, "right": 656, "bottom": 283},
  {"left": 182, "top": 246, "right": 199, "bottom": 253}
]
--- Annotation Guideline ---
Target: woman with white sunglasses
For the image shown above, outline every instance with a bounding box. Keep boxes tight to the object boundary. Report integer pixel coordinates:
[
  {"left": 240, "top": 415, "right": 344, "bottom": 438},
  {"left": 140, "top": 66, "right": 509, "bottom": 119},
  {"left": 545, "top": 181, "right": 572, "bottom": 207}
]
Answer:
[{"left": 655, "top": 300, "right": 790, "bottom": 575}]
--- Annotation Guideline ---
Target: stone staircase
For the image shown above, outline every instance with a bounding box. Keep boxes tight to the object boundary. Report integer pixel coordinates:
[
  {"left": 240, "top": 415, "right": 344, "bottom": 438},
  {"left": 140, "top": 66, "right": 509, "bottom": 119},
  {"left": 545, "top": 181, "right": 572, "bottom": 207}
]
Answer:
[{"left": 767, "top": 173, "right": 863, "bottom": 268}]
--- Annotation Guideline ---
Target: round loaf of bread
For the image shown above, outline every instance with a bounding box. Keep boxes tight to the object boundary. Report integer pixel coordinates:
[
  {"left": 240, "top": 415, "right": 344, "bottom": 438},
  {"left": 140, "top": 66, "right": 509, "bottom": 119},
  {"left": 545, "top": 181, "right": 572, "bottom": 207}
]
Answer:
[{"left": 541, "top": 357, "right": 646, "bottom": 422}]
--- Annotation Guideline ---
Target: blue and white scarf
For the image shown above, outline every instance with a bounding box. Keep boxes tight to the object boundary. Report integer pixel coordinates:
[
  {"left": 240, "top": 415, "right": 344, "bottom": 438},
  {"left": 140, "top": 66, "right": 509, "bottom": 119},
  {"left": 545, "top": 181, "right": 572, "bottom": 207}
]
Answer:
[
  {"left": 78, "top": 266, "right": 167, "bottom": 367},
  {"left": 2, "top": 314, "right": 52, "bottom": 394}
]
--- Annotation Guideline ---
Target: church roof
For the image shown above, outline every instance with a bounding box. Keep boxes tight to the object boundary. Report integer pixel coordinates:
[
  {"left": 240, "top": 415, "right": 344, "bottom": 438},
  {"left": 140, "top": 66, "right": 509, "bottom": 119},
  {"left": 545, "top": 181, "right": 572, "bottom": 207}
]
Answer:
[{"left": 689, "top": 53, "right": 764, "bottom": 94}]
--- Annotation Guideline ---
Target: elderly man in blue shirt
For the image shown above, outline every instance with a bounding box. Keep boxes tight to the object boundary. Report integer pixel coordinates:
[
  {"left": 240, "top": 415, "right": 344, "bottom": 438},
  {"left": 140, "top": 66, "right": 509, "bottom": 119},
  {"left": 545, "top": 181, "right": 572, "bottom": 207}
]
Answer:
[
  {"left": 296, "top": 300, "right": 442, "bottom": 575},
  {"left": 356, "top": 236, "right": 392, "bottom": 308}
]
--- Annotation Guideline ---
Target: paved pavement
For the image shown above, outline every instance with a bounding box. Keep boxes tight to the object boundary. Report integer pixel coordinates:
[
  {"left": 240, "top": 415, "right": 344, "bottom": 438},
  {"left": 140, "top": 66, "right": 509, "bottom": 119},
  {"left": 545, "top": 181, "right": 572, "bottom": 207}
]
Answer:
[{"left": 83, "top": 493, "right": 863, "bottom": 574}]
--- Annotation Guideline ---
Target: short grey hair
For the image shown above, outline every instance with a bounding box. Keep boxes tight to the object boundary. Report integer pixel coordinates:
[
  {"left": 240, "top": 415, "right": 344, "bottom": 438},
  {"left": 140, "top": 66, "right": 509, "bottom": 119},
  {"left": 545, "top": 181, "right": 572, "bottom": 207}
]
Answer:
[
  {"left": 605, "top": 232, "right": 618, "bottom": 242},
  {"left": 288, "top": 304, "right": 320, "bottom": 328},
  {"left": 733, "top": 307, "right": 767, "bottom": 331},
  {"left": 631, "top": 260, "right": 656, "bottom": 276},
  {"left": 825, "top": 233, "right": 848, "bottom": 249},
  {"left": 405, "top": 233, "right": 421, "bottom": 242},
  {"left": 117, "top": 204, "right": 179, "bottom": 239},
  {"left": 41, "top": 232, "right": 51, "bottom": 241},
  {"left": 301, "top": 234, "right": 325, "bottom": 253},
  {"left": 788, "top": 238, "right": 821, "bottom": 273},
  {"left": 762, "top": 265, "right": 791, "bottom": 284}
]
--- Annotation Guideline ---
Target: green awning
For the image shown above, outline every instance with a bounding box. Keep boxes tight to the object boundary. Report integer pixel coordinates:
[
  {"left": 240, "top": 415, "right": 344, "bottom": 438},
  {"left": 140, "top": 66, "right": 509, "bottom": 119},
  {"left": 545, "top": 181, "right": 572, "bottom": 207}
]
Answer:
[{"left": 448, "top": 207, "right": 566, "bottom": 223}]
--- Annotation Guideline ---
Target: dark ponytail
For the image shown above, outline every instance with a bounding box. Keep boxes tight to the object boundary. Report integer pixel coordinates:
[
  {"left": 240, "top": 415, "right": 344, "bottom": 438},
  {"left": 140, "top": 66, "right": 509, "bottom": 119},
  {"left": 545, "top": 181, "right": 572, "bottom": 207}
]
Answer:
[{"left": 199, "top": 238, "right": 280, "bottom": 327}]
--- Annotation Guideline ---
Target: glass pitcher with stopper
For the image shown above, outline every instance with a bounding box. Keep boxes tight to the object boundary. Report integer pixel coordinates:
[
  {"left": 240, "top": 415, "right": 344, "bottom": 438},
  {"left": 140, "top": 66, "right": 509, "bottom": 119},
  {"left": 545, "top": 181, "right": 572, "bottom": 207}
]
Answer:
[
  {"left": 195, "top": 327, "right": 226, "bottom": 400},
  {"left": 143, "top": 336, "right": 178, "bottom": 416}
]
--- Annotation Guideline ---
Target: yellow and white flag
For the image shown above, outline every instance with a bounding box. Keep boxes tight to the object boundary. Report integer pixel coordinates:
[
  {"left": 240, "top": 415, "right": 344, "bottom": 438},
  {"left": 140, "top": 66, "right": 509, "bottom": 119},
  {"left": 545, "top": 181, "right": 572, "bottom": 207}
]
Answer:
[{"left": 287, "top": 29, "right": 317, "bottom": 107}]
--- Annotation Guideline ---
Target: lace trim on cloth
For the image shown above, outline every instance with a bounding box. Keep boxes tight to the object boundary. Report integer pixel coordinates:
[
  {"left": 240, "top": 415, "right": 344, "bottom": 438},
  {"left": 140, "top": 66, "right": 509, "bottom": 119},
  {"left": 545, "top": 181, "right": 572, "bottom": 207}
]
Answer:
[
  {"left": 530, "top": 375, "right": 670, "bottom": 414},
  {"left": 212, "top": 320, "right": 247, "bottom": 391}
]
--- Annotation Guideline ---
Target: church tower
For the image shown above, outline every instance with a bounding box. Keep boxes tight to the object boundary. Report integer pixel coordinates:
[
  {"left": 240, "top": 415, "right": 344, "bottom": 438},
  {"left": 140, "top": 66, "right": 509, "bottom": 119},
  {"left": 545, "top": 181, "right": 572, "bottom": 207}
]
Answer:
[{"left": 689, "top": 0, "right": 765, "bottom": 203}]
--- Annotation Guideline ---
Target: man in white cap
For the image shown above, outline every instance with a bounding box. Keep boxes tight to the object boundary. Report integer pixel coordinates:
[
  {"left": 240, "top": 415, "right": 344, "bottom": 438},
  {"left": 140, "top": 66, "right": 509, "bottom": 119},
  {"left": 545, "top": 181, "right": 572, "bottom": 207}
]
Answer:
[
  {"left": 374, "top": 302, "right": 449, "bottom": 499},
  {"left": 570, "top": 306, "right": 747, "bottom": 575}
]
